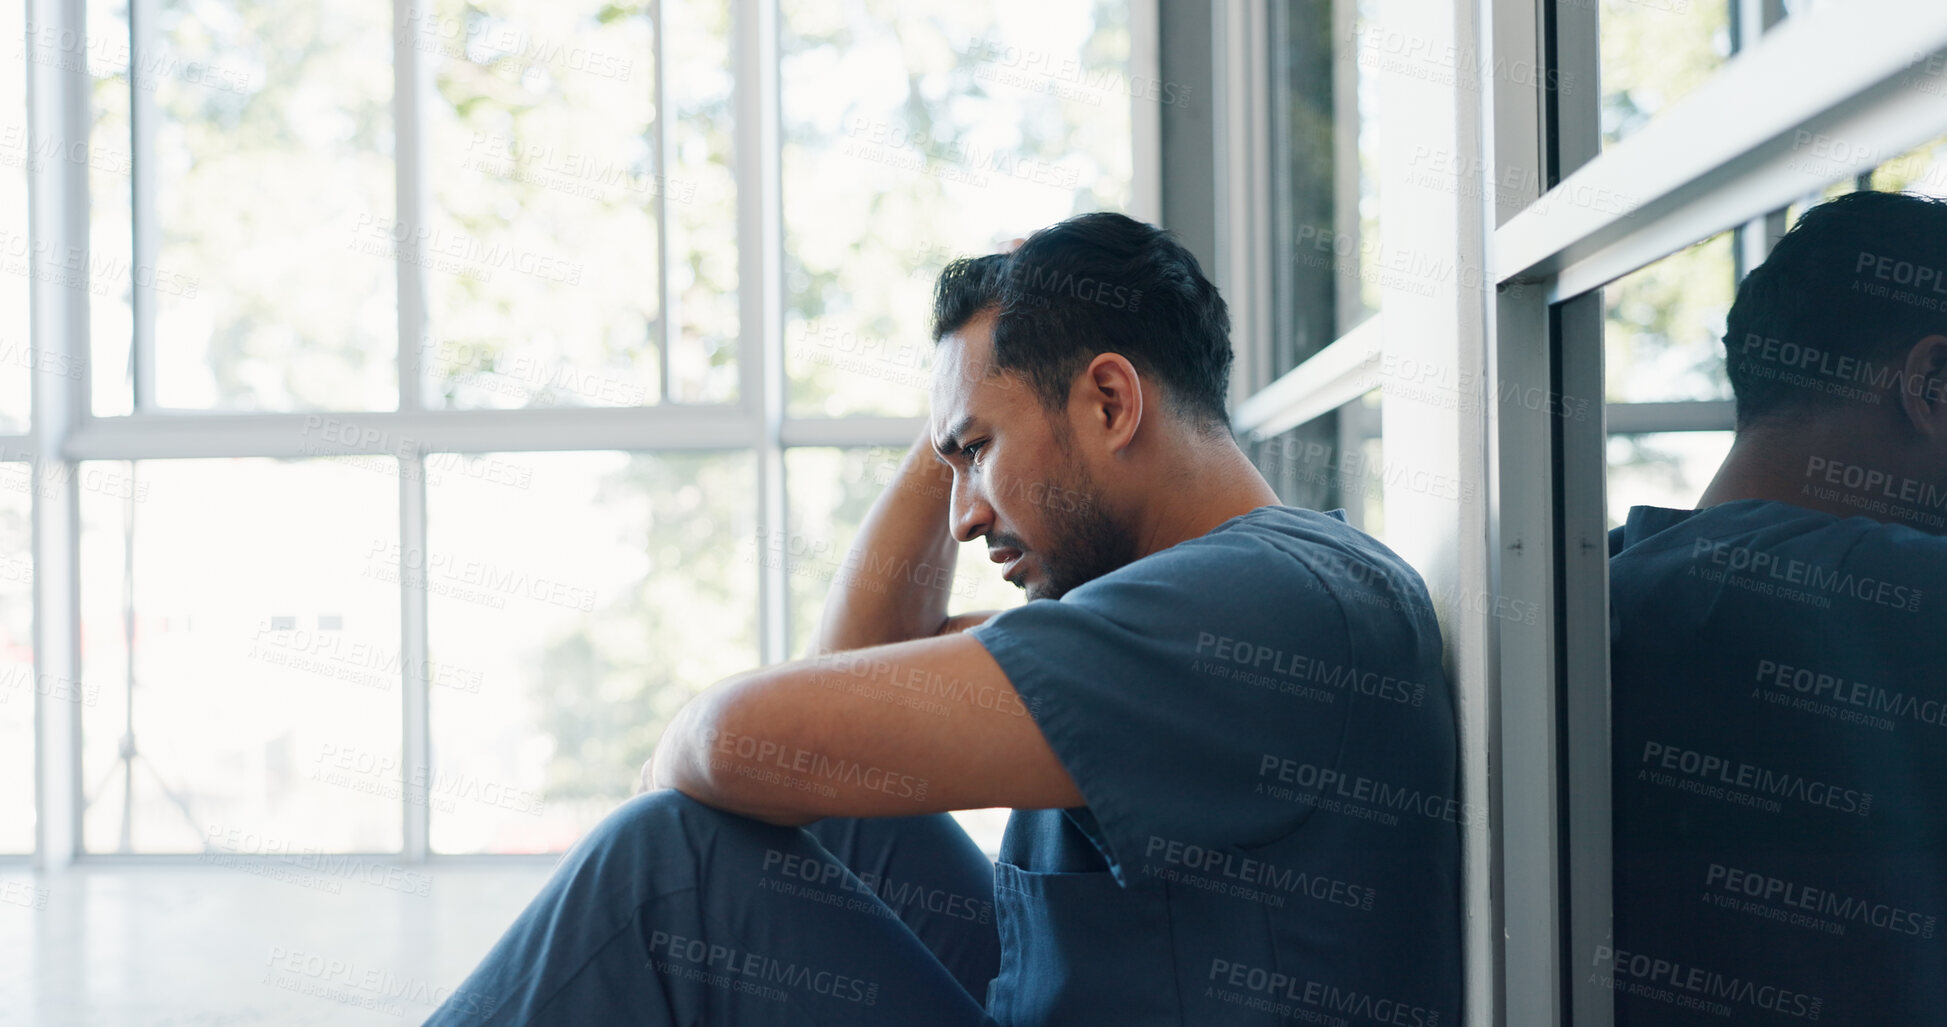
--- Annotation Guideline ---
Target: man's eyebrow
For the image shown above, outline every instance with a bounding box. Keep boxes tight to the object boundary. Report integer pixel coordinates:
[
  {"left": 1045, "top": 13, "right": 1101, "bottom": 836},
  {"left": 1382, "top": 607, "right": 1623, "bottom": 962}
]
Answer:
[{"left": 933, "top": 415, "right": 978, "bottom": 458}]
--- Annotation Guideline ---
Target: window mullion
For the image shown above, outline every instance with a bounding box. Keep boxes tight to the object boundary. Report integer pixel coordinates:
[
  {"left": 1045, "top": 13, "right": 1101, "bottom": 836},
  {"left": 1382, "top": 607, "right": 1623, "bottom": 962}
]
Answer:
[
  {"left": 393, "top": 0, "right": 432, "bottom": 858},
  {"left": 394, "top": 0, "right": 430, "bottom": 415},
  {"left": 26, "top": 0, "right": 95, "bottom": 868},
  {"left": 399, "top": 457, "right": 430, "bottom": 860},
  {"left": 129, "top": 0, "right": 156, "bottom": 411},
  {"left": 1730, "top": 0, "right": 1789, "bottom": 284},
  {"left": 652, "top": 0, "right": 675, "bottom": 404},
  {"left": 733, "top": 0, "right": 786, "bottom": 664}
]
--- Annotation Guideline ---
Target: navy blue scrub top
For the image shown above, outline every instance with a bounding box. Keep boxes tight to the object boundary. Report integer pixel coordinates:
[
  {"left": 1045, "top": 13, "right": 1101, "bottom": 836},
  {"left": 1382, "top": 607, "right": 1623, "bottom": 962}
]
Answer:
[
  {"left": 966, "top": 505, "right": 1463, "bottom": 1026},
  {"left": 1609, "top": 500, "right": 1947, "bottom": 1025}
]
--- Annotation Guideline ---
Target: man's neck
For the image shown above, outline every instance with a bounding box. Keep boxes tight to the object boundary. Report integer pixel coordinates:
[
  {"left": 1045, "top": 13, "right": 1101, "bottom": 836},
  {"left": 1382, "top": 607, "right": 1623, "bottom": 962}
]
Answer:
[
  {"left": 1697, "top": 416, "right": 1920, "bottom": 525},
  {"left": 1131, "top": 439, "right": 1283, "bottom": 559}
]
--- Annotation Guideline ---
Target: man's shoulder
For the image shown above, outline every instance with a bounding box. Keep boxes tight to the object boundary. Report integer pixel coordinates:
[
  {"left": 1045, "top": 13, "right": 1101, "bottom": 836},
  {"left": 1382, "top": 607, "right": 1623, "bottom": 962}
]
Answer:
[
  {"left": 1185, "top": 504, "right": 1432, "bottom": 598},
  {"left": 1063, "top": 504, "right": 1437, "bottom": 634},
  {"left": 1612, "top": 499, "right": 1947, "bottom": 569},
  {"left": 1149, "top": 505, "right": 1414, "bottom": 574},
  {"left": 1608, "top": 500, "right": 1944, "bottom": 634}
]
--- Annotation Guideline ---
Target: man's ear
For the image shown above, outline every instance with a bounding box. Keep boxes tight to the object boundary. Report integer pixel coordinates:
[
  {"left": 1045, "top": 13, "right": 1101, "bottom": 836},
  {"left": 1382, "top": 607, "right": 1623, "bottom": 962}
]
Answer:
[
  {"left": 1077, "top": 352, "right": 1143, "bottom": 454},
  {"left": 1897, "top": 334, "right": 1947, "bottom": 438}
]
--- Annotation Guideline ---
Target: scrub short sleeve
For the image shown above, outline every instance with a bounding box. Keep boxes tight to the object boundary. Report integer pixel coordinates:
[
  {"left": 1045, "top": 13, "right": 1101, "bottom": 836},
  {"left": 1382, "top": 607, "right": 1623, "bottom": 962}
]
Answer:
[{"left": 967, "top": 530, "right": 1359, "bottom": 885}]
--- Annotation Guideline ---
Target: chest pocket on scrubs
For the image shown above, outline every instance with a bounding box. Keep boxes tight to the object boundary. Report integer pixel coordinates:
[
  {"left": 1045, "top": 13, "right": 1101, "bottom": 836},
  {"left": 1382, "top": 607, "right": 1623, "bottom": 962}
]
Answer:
[{"left": 986, "top": 861, "right": 1180, "bottom": 1026}]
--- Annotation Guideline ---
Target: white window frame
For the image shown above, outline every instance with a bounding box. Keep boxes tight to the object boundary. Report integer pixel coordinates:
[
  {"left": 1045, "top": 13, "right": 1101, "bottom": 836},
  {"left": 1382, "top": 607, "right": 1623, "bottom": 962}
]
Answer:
[{"left": 7, "top": 0, "right": 1163, "bottom": 865}]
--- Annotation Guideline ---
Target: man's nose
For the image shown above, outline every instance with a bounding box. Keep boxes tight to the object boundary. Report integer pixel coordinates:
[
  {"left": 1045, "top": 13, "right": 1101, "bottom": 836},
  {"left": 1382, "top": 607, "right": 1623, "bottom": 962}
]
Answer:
[{"left": 950, "top": 476, "right": 994, "bottom": 544}]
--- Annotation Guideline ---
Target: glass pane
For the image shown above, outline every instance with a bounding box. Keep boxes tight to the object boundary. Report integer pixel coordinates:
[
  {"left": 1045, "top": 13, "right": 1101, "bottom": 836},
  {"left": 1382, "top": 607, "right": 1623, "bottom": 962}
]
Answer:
[
  {"left": 781, "top": 446, "right": 1024, "bottom": 854},
  {"left": 80, "top": 458, "right": 403, "bottom": 853},
  {"left": 142, "top": 0, "right": 397, "bottom": 410},
  {"left": 780, "top": 445, "right": 903, "bottom": 658},
  {"left": 426, "top": 450, "right": 757, "bottom": 854},
  {"left": 780, "top": 0, "right": 1134, "bottom": 419},
  {"left": 659, "top": 0, "right": 739, "bottom": 402},
  {"left": 421, "top": 1, "right": 679, "bottom": 409},
  {"left": 1274, "top": 0, "right": 1381, "bottom": 379},
  {"left": 0, "top": 481, "right": 30, "bottom": 852},
  {"left": 1600, "top": 0, "right": 1730, "bottom": 149},
  {"left": 1600, "top": 203, "right": 1943, "bottom": 1023},
  {"left": 87, "top": 0, "right": 135, "bottom": 416},
  {"left": 1604, "top": 230, "right": 1735, "bottom": 403},
  {"left": 1248, "top": 390, "right": 1387, "bottom": 536},
  {"left": 1869, "top": 134, "right": 1947, "bottom": 198},
  {"left": 1604, "top": 430, "right": 1733, "bottom": 526},
  {"left": 780, "top": 446, "right": 1023, "bottom": 661},
  {"left": 0, "top": 0, "right": 27, "bottom": 432}
]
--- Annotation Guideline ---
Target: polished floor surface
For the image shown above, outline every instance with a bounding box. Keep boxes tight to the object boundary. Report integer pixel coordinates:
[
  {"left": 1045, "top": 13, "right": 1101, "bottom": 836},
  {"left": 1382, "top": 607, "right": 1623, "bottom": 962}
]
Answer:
[{"left": 0, "top": 861, "right": 555, "bottom": 1027}]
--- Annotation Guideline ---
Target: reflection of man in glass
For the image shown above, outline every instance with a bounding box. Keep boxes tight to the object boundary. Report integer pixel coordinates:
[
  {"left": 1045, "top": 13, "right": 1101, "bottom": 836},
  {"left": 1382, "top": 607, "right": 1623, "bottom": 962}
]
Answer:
[
  {"left": 1609, "top": 191, "right": 1947, "bottom": 1025},
  {"left": 424, "top": 214, "right": 1463, "bottom": 1025}
]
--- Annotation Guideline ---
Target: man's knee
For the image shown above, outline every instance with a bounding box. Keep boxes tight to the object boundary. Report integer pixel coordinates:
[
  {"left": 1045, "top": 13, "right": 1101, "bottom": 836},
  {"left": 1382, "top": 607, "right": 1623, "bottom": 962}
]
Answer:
[
  {"left": 590, "top": 789, "right": 736, "bottom": 852},
  {"left": 608, "top": 788, "right": 717, "bottom": 829},
  {"left": 550, "top": 791, "right": 819, "bottom": 918},
  {"left": 576, "top": 790, "right": 795, "bottom": 875}
]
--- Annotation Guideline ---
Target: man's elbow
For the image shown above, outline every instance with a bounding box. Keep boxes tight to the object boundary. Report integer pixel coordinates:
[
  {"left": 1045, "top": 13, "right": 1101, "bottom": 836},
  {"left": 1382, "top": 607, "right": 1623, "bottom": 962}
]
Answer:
[
  {"left": 651, "top": 682, "right": 820, "bottom": 826},
  {"left": 649, "top": 688, "right": 728, "bottom": 802}
]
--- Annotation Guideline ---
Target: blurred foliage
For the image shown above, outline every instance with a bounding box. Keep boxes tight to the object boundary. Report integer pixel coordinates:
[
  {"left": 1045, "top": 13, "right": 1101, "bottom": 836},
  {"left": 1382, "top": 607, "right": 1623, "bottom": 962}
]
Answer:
[
  {"left": 783, "top": 447, "right": 901, "bottom": 659},
  {"left": 1603, "top": 231, "right": 1734, "bottom": 403},
  {"left": 780, "top": 0, "right": 1132, "bottom": 418},
  {"left": 1870, "top": 135, "right": 1947, "bottom": 198},
  {"left": 149, "top": 0, "right": 395, "bottom": 409},
  {"left": 73, "top": 0, "right": 1132, "bottom": 853},
  {"left": 781, "top": 446, "right": 1021, "bottom": 656},
  {"left": 1599, "top": 0, "right": 1729, "bottom": 147},
  {"left": 530, "top": 452, "right": 756, "bottom": 804},
  {"left": 425, "top": 0, "right": 740, "bottom": 408}
]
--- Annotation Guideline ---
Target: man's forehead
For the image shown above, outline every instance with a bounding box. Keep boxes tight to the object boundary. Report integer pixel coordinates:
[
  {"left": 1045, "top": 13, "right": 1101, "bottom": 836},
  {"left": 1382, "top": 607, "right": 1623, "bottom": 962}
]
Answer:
[
  {"left": 933, "top": 319, "right": 996, "bottom": 374},
  {"left": 929, "top": 326, "right": 1007, "bottom": 428}
]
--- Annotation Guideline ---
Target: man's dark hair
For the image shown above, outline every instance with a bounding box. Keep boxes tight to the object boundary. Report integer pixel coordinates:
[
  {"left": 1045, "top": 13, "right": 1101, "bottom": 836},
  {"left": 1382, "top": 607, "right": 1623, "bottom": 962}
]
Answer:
[
  {"left": 930, "top": 213, "right": 1233, "bottom": 432},
  {"left": 931, "top": 252, "right": 1012, "bottom": 345},
  {"left": 1726, "top": 190, "right": 1947, "bottom": 427}
]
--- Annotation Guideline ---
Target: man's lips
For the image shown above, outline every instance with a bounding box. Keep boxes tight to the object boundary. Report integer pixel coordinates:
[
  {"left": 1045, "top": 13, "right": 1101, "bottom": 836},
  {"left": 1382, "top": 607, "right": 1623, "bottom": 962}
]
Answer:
[{"left": 989, "top": 547, "right": 1024, "bottom": 582}]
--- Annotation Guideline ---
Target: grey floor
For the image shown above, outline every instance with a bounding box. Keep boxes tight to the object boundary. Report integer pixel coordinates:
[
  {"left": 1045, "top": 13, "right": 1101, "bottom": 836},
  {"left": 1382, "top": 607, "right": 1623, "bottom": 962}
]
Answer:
[{"left": 0, "top": 862, "right": 555, "bottom": 1027}]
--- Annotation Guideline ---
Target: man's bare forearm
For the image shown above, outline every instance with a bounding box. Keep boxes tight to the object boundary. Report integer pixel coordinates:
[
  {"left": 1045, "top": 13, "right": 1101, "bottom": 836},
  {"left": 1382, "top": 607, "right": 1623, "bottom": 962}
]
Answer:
[
  {"left": 640, "top": 435, "right": 989, "bottom": 806},
  {"left": 809, "top": 433, "right": 968, "bottom": 654}
]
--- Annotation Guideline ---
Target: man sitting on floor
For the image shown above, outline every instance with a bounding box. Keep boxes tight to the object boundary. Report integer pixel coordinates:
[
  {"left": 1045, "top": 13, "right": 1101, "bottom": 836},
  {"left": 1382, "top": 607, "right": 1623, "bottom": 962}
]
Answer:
[{"left": 425, "top": 212, "right": 1464, "bottom": 1026}]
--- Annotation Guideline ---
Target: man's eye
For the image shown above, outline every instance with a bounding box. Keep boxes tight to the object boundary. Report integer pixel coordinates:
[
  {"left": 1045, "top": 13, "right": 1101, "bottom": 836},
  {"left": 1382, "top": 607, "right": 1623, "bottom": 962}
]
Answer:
[{"left": 963, "top": 440, "right": 987, "bottom": 464}]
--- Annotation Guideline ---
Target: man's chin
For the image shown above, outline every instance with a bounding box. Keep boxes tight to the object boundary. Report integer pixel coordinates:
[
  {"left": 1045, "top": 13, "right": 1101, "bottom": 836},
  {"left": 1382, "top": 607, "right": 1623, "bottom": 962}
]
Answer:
[{"left": 1022, "top": 576, "right": 1068, "bottom": 602}]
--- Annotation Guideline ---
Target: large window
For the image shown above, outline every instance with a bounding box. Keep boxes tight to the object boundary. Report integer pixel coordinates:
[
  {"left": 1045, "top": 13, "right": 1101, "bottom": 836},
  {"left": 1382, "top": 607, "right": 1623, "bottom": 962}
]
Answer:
[
  {"left": 1, "top": 0, "right": 28, "bottom": 435},
  {"left": 13, "top": 0, "right": 1135, "bottom": 859},
  {"left": 79, "top": 459, "right": 404, "bottom": 853},
  {"left": 0, "top": 482, "right": 29, "bottom": 854},
  {"left": 2, "top": 0, "right": 33, "bottom": 854}
]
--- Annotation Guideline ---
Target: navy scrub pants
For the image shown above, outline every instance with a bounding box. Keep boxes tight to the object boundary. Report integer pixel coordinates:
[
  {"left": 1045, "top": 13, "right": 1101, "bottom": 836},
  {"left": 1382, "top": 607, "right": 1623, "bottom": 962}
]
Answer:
[{"left": 422, "top": 791, "right": 1002, "bottom": 1026}]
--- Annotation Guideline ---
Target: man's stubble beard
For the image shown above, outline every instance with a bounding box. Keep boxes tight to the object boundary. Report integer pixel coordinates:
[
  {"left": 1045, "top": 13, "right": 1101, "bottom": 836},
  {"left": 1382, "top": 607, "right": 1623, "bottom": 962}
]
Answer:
[{"left": 1027, "top": 453, "right": 1139, "bottom": 601}]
